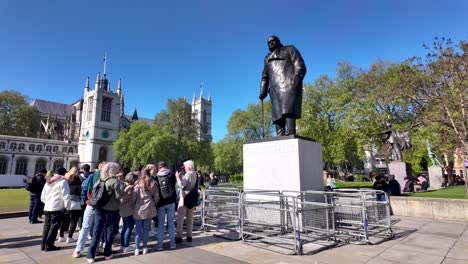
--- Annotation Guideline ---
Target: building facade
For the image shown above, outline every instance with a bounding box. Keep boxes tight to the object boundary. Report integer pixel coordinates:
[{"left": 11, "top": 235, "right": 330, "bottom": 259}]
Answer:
[
  {"left": 0, "top": 72, "right": 212, "bottom": 178},
  {"left": 192, "top": 88, "right": 212, "bottom": 142}
]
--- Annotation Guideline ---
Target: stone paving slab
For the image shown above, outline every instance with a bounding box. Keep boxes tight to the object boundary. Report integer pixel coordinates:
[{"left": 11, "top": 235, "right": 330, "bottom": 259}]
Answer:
[{"left": 0, "top": 216, "right": 467, "bottom": 264}]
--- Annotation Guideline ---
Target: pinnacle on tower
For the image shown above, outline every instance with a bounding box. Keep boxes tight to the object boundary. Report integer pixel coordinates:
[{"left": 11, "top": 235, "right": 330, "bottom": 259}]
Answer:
[
  {"left": 85, "top": 76, "right": 90, "bottom": 91},
  {"left": 95, "top": 72, "right": 101, "bottom": 89},
  {"left": 117, "top": 79, "right": 122, "bottom": 95},
  {"left": 208, "top": 92, "right": 211, "bottom": 101},
  {"left": 200, "top": 83, "right": 204, "bottom": 100},
  {"left": 192, "top": 92, "right": 196, "bottom": 104},
  {"left": 132, "top": 109, "right": 139, "bottom": 121}
]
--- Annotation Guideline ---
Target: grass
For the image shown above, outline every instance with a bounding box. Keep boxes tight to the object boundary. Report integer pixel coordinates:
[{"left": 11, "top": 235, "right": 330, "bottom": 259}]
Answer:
[
  {"left": 0, "top": 188, "right": 30, "bottom": 213},
  {"left": 335, "top": 181, "right": 373, "bottom": 189},
  {"left": 409, "top": 186, "right": 467, "bottom": 199}
]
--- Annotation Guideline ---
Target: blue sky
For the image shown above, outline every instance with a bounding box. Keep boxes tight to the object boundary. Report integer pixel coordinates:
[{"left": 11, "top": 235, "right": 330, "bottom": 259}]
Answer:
[{"left": 1, "top": 0, "right": 467, "bottom": 142}]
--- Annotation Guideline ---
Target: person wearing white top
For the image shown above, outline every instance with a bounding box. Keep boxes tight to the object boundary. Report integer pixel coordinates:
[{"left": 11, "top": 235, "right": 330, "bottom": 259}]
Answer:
[{"left": 40, "top": 167, "right": 71, "bottom": 251}]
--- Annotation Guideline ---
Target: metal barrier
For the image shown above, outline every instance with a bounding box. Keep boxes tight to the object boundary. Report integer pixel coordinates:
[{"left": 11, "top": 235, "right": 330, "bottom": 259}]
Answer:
[
  {"left": 332, "top": 189, "right": 393, "bottom": 244},
  {"left": 241, "top": 190, "right": 300, "bottom": 254},
  {"left": 202, "top": 187, "right": 242, "bottom": 240},
  {"left": 202, "top": 187, "right": 394, "bottom": 254}
]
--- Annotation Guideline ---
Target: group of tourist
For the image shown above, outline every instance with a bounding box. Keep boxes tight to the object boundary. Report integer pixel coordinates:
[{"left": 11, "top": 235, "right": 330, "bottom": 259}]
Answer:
[{"left": 29, "top": 159, "right": 204, "bottom": 263}]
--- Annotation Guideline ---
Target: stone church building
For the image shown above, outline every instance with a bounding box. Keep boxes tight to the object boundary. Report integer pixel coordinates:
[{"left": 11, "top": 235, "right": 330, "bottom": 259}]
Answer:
[{"left": 0, "top": 70, "right": 212, "bottom": 178}]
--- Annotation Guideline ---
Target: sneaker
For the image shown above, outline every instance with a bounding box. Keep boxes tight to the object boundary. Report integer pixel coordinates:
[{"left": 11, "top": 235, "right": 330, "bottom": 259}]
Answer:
[
  {"left": 186, "top": 236, "right": 192, "bottom": 242},
  {"left": 72, "top": 251, "right": 81, "bottom": 258},
  {"left": 123, "top": 245, "right": 135, "bottom": 253},
  {"left": 86, "top": 258, "right": 95, "bottom": 263},
  {"left": 155, "top": 246, "right": 163, "bottom": 251},
  {"left": 170, "top": 244, "right": 176, "bottom": 250},
  {"left": 142, "top": 248, "right": 148, "bottom": 255},
  {"left": 87, "top": 235, "right": 92, "bottom": 240},
  {"left": 66, "top": 237, "right": 77, "bottom": 243},
  {"left": 104, "top": 254, "right": 113, "bottom": 260},
  {"left": 175, "top": 237, "right": 183, "bottom": 243},
  {"left": 135, "top": 249, "right": 140, "bottom": 256},
  {"left": 57, "top": 237, "right": 66, "bottom": 242}
]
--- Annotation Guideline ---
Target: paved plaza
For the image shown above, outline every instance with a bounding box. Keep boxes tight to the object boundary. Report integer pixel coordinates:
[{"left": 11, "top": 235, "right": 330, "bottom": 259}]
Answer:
[{"left": 0, "top": 216, "right": 467, "bottom": 264}]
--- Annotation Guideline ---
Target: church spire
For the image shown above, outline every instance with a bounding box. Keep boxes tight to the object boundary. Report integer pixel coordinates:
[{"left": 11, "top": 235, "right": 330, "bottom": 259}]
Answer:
[
  {"left": 103, "top": 53, "right": 107, "bottom": 75},
  {"left": 95, "top": 72, "right": 101, "bottom": 89},
  {"left": 85, "top": 76, "right": 90, "bottom": 91},
  {"left": 132, "top": 109, "right": 139, "bottom": 121},
  {"left": 117, "top": 79, "right": 122, "bottom": 95},
  {"left": 199, "top": 83, "right": 204, "bottom": 100}
]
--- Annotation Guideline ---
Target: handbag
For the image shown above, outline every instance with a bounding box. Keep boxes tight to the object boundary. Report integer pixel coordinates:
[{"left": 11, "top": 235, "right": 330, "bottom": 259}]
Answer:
[{"left": 183, "top": 173, "right": 199, "bottom": 209}]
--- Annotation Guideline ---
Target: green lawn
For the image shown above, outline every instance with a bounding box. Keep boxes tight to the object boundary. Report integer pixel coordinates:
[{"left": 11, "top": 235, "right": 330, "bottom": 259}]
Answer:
[
  {"left": 409, "top": 186, "right": 467, "bottom": 199},
  {"left": 0, "top": 188, "right": 30, "bottom": 213}
]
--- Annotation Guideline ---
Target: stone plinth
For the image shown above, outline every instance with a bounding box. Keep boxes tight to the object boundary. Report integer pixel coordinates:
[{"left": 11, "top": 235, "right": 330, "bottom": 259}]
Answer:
[
  {"left": 243, "top": 136, "right": 323, "bottom": 192},
  {"left": 428, "top": 166, "right": 444, "bottom": 190},
  {"left": 388, "top": 161, "right": 412, "bottom": 189}
]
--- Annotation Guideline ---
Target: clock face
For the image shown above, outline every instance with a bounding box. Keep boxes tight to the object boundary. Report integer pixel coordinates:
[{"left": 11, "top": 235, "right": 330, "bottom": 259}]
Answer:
[
  {"left": 102, "top": 130, "right": 109, "bottom": 139},
  {"left": 85, "top": 130, "right": 90, "bottom": 138}
]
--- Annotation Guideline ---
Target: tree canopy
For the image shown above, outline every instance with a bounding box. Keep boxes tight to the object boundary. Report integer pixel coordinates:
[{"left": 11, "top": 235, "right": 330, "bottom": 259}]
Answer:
[{"left": 0, "top": 90, "right": 40, "bottom": 137}]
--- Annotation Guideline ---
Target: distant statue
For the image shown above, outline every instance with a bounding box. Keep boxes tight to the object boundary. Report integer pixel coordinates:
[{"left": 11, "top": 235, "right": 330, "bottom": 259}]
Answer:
[
  {"left": 426, "top": 140, "right": 444, "bottom": 167},
  {"left": 377, "top": 123, "right": 411, "bottom": 162},
  {"left": 259, "top": 36, "right": 307, "bottom": 136}
]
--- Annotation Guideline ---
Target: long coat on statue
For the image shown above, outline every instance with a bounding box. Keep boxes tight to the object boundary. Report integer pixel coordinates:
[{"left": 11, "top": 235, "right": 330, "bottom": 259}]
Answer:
[{"left": 260, "top": 45, "right": 307, "bottom": 122}]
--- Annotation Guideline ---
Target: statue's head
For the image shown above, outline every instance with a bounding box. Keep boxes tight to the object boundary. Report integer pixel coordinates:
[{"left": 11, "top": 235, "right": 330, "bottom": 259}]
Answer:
[{"left": 267, "top": 36, "right": 283, "bottom": 52}]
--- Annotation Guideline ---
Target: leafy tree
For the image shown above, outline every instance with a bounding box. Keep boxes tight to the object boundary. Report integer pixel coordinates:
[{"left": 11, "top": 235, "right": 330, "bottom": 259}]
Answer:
[
  {"left": 227, "top": 101, "right": 273, "bottom": 142},
  {"left": 212, "top": 137, "right": 243, "bottom": 175},
  {"left": 0, "top": 90, "right": 40, "bottom": 137},
  {"left": 113, "top": 98, "right": 214, "bottom": 171},
  {"left": 415, "top": 38, "right": 468, "bottom": 153}
]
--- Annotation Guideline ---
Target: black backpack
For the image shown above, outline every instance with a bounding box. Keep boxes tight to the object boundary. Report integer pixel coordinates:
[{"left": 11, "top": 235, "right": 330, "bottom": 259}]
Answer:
[
  {"left": 25, "top": 175, "right": 37, "bottom": 193},
  {"left": 157, "top": 174, "right": 175, "bottom": 199},
  {"left": 89, "top": 178, "right": 112, "bottom": 208}
]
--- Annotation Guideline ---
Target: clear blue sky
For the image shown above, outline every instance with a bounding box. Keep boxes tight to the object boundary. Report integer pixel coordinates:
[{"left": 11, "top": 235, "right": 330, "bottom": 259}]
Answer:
[{"left": 1, "top": 0, "right": 467, "bottom": 142}]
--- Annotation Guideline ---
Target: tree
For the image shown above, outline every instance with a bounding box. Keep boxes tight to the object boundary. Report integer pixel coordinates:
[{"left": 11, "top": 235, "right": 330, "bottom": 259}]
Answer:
[
  {"left": 0, "top": 90, "right": 40, "bottom": 137},
  {"left": 298, "top": 63, "right": 362, "bottom": 171},
  {"left": 212, "top": 137, "right": 243, "bottom": 175},
  {"left": 113, "top": 98, "right": 214, "bottom": 171},
  {"left": 227, "top": 100, "right": 273, "bottom": 142}
]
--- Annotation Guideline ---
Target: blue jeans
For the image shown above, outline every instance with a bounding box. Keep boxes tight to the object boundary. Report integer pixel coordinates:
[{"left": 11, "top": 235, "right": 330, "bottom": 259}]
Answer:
[
  {"left": 86, "top": 208, "right": 119, "bottom": 259},
  {"left": 29, "top": 193, "right": 41, "bottom": 222},
  {"left": 75, "top": 205, "right": 95, "bottom": 252},
  {"left": 121, "top": 215, "right": 135, "bottom": 247},
  {"left": 134, "top": 218, "right": 151, "bottom": 249},
  {"left": 157, "top": 203, "right": 176, "bottom": 248}
]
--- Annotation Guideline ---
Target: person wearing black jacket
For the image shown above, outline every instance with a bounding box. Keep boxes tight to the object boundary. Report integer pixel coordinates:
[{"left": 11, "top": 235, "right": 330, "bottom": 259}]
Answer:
[
  {"left": 154, "top": 161, "right": 177, "bottom": 251},
  {"left": 29, "top": 169, "right": 47, "bottom": 224}
]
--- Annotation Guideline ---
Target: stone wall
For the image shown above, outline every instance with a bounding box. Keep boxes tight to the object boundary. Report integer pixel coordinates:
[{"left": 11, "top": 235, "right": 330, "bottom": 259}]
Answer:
[{"left": 390, "top": 196, "right": 468, "bottom": 222}]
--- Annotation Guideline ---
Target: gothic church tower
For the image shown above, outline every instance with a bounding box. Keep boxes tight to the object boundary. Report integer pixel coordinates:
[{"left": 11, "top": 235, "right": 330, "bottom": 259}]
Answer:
[
  {"left": 191, "top": 85, "right": 212, "bottom": 142},
  {"left": 78, "top": 69, "right": 123, "bottom": 169}
]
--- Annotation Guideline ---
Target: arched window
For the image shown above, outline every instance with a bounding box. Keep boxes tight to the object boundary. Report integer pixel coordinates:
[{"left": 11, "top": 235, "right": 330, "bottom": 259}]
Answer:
[
  {"left": 101, "top": 97, "right": 112, "bottom": 122},
  {"left": 18, "top": 143, "right": 25, "bottom": 151},
  {"left": 68, "top": 147, "right": 74, "bottom": 154},
  {"left": 29, "top": 144, "right": 35, "bottom": 152},
  {"left": 0, "top": 156, "right": 8, "bottom": 174},
  {"left": 10, "top": 143, "right": 17, "bottom": 150},
  {"left": 52, "top": 146, "right": 58, "bottom": 153},
  {"left": 15, "top": 157, "right": 28, "bottom": 175},
  {"left": 203, "top": 109, "right": 207, "bottom": 123},
  {"left": 98, "top": 146, "right": 107, "bottom": 162},
  {"left": 0, "top": 142, "right": 6, "bottom": 149},
  {"left": 34, "top": 159, "right": 47, "bottom": 175},
  {"left": 87, "top": 96, "right": 94, "bottom": 121},
  {"left": 36, "top": 145, "right": 43, "bottom": 152},
  {"left": 46, "top": 146, "right": 52, "bottom": 152},
  {"left": 53, "top": 159, "right": 64, "bottom": 172},
  {"left": 62, "top": 146, "right": 67, "bottom": 153}
]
